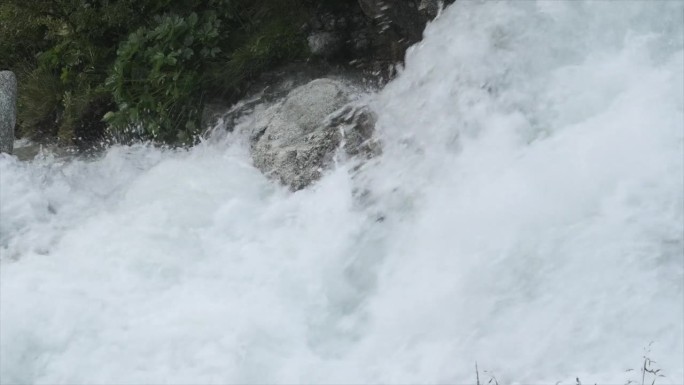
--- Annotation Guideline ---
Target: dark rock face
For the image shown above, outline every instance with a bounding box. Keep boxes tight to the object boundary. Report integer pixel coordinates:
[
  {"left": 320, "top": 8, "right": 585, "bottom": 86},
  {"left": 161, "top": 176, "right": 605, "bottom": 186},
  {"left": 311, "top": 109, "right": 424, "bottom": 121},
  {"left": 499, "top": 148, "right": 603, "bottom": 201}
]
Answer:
[
  {"left": 307, "top": 32, "right": 343, "bottom": 58},
  {"left": 0, "top": 71, "right": 17, "bottom": 154},
  {"left": 357, "top": 0, "right": 425, "bottom": 42},
  {"left": 356, "top": 0, "right": 455, "bottom": 62},
  {"left": 304, "top": 3, "right": 372, "bottom": 62},
  {"left": 304, "top": 1, "right": 454, "bottom": 71}
]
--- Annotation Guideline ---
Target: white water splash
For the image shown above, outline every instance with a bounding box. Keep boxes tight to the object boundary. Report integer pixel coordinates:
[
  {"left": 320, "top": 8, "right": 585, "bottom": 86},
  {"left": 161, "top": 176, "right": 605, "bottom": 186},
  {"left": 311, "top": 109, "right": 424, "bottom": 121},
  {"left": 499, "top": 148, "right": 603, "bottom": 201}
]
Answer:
[{"left": 1, "top": 2, "right": 682, "bottom": 384}]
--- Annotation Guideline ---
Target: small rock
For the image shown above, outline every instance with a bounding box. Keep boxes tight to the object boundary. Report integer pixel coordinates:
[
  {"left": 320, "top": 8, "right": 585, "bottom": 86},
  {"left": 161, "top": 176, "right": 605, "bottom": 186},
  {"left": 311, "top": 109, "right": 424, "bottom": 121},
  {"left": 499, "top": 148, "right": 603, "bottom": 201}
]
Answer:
[{"left": 308, "top": 32, "right": 342, "bottom": 58}]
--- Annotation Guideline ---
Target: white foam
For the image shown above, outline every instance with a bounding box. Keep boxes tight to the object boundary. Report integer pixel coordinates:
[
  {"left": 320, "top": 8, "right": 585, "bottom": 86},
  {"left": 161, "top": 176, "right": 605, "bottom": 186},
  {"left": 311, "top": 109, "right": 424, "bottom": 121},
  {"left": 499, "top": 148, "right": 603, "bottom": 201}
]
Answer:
[{"left": 1, "top": 1, "right": 682, "bottom": 383}]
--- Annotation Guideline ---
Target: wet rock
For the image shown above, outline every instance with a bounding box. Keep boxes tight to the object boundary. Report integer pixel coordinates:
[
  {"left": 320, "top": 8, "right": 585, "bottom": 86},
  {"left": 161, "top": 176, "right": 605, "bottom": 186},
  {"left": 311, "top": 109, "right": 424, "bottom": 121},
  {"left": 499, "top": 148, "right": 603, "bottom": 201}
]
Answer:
[
  {"left": 355, "top": 0, "right": 454, "bottom": 63},
  {"left": 204, "top": 63, "right": 370, "bottom": 132},
  {"left": 326, "top": 104, "right": 379, "bottom": 159},
  {"left": 0, "top": 71, "right": 17, "bottom": 154},
  {"left": 307, "top": 32, "right": 343, "bottom": 58},
  {"left": 250, "top": 78, "right": 377, "bottom": 190},
  {"left": 418, "top": 0, "right": 444, "bottom": 19},
  {"left": 302, "top": 1, "right": 453, "bottom": 74},
  {"left": 304, "top": 5, "right": 372, "bottom": 63}
]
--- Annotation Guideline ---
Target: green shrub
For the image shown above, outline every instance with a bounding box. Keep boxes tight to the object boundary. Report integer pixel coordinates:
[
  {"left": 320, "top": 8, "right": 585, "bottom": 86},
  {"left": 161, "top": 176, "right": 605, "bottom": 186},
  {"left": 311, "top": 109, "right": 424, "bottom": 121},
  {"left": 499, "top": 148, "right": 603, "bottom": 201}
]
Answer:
[
  {"left": 0, "top": 3, "right": 55, "bottom": 72},
  {"left": 59, "top": 87, "right": 113, "bottom": 146},
  {"left": 3, "top": 0, "right": 315, "bottom": 146},
  {"left": 16, "top": 67, "right": 64, "bottom": 141},
  {"left": 104, "top": 12, "right": 222, "bottom": 143},
  {"left": 218, "top": 14, "right": 308, "bottom": 93},
  {"left": 2, "top": 0, "right": 138, "bottom": 142},
  {"left": 104, "top": 2, "right": 310, "bottom": 144}
]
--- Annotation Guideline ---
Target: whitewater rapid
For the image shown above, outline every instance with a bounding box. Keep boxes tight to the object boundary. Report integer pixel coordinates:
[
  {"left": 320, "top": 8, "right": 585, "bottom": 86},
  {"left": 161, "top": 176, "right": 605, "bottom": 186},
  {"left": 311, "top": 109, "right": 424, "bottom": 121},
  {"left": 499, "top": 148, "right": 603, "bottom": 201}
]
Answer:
[{"left": 1, "top": 1, "right": 683, "bottom": 384}]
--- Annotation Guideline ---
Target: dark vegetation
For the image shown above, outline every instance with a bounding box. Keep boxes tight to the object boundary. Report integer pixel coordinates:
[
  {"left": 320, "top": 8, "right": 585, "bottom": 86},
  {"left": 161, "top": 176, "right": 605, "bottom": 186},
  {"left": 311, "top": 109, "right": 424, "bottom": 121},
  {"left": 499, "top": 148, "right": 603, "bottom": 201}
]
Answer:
[{"left": 0, "top": 0, "right": 355, "bottom": 146}]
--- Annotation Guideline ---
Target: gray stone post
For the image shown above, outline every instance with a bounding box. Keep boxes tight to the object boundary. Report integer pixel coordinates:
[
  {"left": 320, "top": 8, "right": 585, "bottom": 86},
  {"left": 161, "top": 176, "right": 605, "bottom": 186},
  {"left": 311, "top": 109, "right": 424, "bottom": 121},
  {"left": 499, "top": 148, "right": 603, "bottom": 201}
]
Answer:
[{"left": 0, "top": 71, "right": 18, "bottom": 154}]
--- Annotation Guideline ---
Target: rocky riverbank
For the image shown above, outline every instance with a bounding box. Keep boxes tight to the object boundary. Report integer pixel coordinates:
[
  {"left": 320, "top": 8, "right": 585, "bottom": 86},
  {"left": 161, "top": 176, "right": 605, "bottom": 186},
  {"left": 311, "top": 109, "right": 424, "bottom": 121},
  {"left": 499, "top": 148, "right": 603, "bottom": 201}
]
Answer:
[{"left": 2, "top": 1, "right": 452, "bottom": 189}]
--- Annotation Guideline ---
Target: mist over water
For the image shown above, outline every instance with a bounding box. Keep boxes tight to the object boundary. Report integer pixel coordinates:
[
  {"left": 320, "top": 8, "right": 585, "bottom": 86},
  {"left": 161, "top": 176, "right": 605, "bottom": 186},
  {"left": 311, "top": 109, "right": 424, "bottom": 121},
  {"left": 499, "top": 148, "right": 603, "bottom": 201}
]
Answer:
[{"left": 1, "top": 1, "right": 683, "bottom": 384}]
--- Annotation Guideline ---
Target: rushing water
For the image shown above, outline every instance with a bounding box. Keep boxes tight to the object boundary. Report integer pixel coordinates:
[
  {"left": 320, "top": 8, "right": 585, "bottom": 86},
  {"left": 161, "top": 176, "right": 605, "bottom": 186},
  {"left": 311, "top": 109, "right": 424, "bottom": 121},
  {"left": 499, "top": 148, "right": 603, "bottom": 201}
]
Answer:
[{"left": 1, "top": 2, "right": 683, "bottom": 384}]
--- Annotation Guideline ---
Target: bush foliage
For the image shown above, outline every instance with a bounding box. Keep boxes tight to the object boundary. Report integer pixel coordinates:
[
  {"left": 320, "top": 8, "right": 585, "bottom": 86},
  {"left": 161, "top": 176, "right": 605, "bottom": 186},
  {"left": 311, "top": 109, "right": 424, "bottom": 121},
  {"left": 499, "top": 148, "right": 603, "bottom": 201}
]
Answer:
[{"left": 0, "top": 0, "right": 314, "bottom": 145}]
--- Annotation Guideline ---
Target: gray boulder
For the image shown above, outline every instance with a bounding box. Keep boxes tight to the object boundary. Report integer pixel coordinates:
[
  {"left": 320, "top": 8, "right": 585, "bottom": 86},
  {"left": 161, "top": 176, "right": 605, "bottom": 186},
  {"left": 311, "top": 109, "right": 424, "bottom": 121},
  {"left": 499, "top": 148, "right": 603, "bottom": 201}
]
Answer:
[
  {"left": 250, "top": 78, "right": 377, "bottom": 190},
  {"left": 0, "top": 71, "right": 17, "bottom": 154}
]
